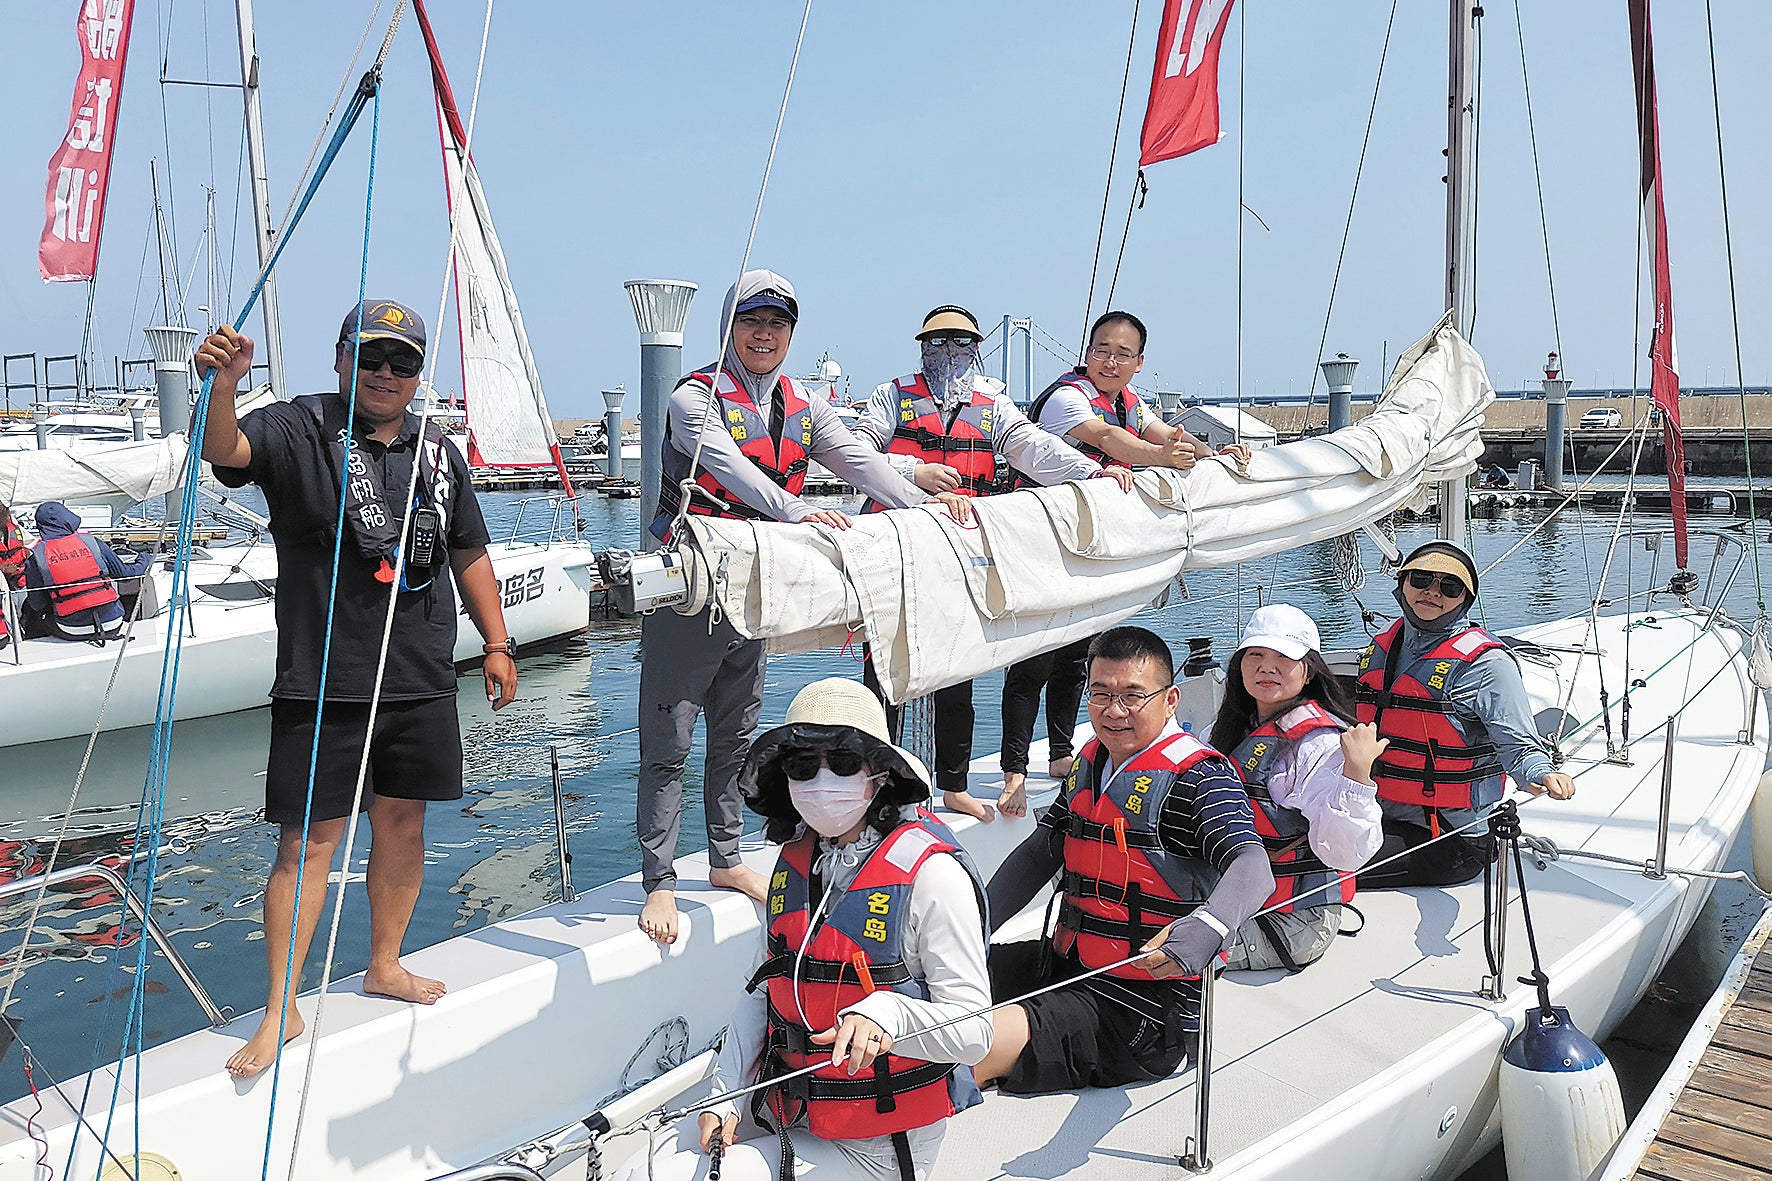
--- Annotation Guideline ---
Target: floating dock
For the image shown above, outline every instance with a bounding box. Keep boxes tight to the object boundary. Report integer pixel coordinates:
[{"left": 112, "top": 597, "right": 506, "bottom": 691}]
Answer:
[{"left": 1605, "top": 903, "right": 1772, "bottom": 1180}]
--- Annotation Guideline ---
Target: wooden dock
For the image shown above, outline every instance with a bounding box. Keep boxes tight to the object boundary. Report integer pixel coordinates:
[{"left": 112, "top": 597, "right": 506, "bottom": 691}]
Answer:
[{"left": 1610, "top": 904, "right": 1772, "bottom": 1180}]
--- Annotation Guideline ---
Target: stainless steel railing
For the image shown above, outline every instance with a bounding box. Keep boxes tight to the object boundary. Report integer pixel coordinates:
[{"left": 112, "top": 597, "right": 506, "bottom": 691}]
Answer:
[{"left": 0, "top": 862, "right": 231, "bottom": 1028}]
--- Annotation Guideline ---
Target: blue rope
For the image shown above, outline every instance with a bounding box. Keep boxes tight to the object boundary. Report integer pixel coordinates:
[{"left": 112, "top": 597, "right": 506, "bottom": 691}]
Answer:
[
  {"left": 76, "top": 70, "right": 385, "bottom": 1177},
  {"left": 257, "top": 79, "right": 383, "bottom": 1181}
]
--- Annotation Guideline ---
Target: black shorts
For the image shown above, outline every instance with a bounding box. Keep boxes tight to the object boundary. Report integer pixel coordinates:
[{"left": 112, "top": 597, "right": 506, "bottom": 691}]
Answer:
[
  {"left": 988, "top": 940, "right": 1194, "bottom": 1095},
  {"left": 265, "top": 695, "right": 463, "bottom": 825}
]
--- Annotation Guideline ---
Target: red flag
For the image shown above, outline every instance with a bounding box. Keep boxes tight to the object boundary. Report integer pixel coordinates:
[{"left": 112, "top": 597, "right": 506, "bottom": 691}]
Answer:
[
  {"left": 1139, "top": 0, "right": 1238, "bottom": 167},
  {"left": 39, "top": 0, "right": 138, "bottom": 283},
  {"left": 1629, "top": 0, "right": 1686, "bottom": 566}
]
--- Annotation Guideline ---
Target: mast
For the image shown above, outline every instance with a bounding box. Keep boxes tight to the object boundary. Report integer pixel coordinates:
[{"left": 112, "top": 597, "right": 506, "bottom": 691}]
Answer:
[
  {"left": 234, "top": 0, "right": 285, "bottom": 394},
  {"left": 1439, "top": 0, "right": 1476, "bottom": 545}
]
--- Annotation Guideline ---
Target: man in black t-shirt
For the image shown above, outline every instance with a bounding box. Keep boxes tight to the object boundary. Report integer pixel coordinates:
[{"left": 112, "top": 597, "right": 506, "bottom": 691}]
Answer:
[{"left": 196, "top": 299, "right": 518, "bottom": 1079}]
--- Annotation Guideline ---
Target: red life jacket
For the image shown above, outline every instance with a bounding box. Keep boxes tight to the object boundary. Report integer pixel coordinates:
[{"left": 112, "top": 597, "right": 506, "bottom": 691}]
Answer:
[
  {"left": 1053, "top": 731, "right": 1225, "bottom": 981},
  {"left": 650, "top": 367, "right": 813, "bottom": 543},
  {"left": 0, "top": 522, "right": 24, "bottom": 640},
  {"left": 1027, "top": 370, "right": 1147, "bottom": 471},
  {"left": 748, "top": 811, "right": 986, "bottom": 1143},
  {"left": 36, "top": 534, "right": 119, "bottom": 618},
  {"left": 1355, "top": 619, "right": 1507, "bottom": 816},
  {"left": 1229, "top": 702, "right": 1357, "bottom": 913},
  {"left": 862, "top": 375, "right": 1003, "bottom": 510}
]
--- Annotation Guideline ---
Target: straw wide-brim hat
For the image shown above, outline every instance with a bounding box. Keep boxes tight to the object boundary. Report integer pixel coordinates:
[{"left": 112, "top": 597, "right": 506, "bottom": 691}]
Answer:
[{"left": 742, "top": 679, "right": 931, "bottom": 820}]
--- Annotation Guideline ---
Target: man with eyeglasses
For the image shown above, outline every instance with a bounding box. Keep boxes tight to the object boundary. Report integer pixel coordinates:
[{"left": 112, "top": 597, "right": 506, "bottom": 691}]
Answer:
[
  {"left": 998, "top": 311, "right": 1251, "bottom": 822},
  {"left": 195, "top": 300, "right": 518, "bottom": 1079},
  {"left": 852, "top": 305, "right": 1133, "bottom": 826},
  {"left": 1355, "top": 541, "right": 1575, "bottom": 889},
  {"left": 974, "top": 626, "right": 1275, "bottom": 1095},
  {"left": 640, "top": 271, "right": 970, "bottom": 948}
]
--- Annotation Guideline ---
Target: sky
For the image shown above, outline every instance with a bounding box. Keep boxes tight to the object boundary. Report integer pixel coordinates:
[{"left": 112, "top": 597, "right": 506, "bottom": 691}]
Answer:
[{"left": 0, "top": 1, "right": 1768, "bottom": 422}]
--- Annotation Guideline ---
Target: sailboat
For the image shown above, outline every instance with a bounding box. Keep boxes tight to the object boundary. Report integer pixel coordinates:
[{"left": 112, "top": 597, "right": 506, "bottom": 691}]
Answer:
[
  {"left": 0, "top": 2, "right": 1764, "bottom": 1179},
  {"left": 0, "top": 2, "right": 597, "bottom": 750}
]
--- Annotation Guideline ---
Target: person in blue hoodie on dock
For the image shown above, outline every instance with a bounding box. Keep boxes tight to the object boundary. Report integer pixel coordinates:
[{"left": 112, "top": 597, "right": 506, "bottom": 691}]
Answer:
[{"left": 22, "top": 501, "right": 151, "bottom": 642}]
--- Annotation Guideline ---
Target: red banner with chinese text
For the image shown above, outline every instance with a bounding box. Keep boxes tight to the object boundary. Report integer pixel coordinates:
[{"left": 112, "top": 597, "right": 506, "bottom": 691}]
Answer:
[
  {"left": 39, "top": 0, "right": 138, "bottom": 283},
  {"left": 1139, "top": 0, "right": 1237, "bottom": 167},
  {"left": 1629, "top": 0, "right": 1686, "bottom": 565}
]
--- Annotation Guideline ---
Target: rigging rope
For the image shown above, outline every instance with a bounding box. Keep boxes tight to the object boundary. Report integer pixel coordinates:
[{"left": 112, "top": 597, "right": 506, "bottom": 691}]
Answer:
[
  {"left": 1305, "top": 0, "right": 1399, "bottom": 399},
  {"left": 1511, "top": 0, "right": 1562, "bottom": 360},
  {"left": 670, "top": 0, "right": 817, "bottom": 545},
  {"left": 1702, "top": 0, "right": 1764, "bottom": 613},
  {"left": 1078, "top": 0, "right": 1144, "bottom": 354}
]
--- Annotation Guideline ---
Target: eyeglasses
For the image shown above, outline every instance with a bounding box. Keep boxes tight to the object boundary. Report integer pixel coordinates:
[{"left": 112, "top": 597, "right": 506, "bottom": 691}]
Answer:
[
  {"left": 1405, "top": 570, "right": 1469, "bottom": 598},
  {"left": 351, "top": 342, "right": 424, "bottom": 378},
  {"left": 735, "top": 314, "right": 794, "bottom": 333},
  {"left": 925, "top": 335, "right": 979, "bottom": 348},
  {"left": 1086, "top": 345, "right": 1141, "bottom": 364},
  {"left": 1086, "top": 687, "right": 1172, "bottom": 713},
  {"left": 779, "top": 746, "right": 869, "bottom": 781}
]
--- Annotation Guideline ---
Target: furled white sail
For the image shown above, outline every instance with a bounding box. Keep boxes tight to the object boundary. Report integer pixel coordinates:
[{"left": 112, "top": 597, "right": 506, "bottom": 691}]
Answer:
[
  {"left": 681, "top": 317, "right": 1493, "bottom": 702},
  {"left": 0, "top": 434, "right": 188, "bottom": 511},
  {"left": 418, "top": 2, "right": 570, "bottom": 484}
]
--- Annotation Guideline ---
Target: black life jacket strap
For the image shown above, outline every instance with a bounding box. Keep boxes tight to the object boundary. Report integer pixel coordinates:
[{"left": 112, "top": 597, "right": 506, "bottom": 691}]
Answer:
[
  {"left": 1354, "top": 686, "right": 1455, "bottom": 715},
  {"left": 1254, "top": 914, "right": 1308, "bottom": 975},
  {"left": 801, "top": 1058, "right": 952, "bottom": 1102},
  {"left": 1064, "top": 814, "right": 1163, "bottom": 851},
  {"left": 746, "top": 951, "right": 914, "bottom": 992},
  {"left": 1061, "top": 872, "right": 1195, "bottom": 921},
  {"left": 893, "top": 1131, "right": 915, "bottom": 1181},
  {"left": 1057, "top": 896, "right": 1199, "bottom": 942}
]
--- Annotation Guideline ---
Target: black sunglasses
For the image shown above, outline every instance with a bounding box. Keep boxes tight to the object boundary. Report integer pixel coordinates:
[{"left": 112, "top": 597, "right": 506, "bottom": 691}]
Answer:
[
  {"left": 925, "top": 335, "right": 979, "bottom": 348},
  {"left": 1405, "top": 570, "right": 1468, "bottom": 598},
  {"left": 347, "top": 341, "right": 425, "bottom": 378},
  {"left": 778, "top": 746, "right": 869, "bottom": 781}
]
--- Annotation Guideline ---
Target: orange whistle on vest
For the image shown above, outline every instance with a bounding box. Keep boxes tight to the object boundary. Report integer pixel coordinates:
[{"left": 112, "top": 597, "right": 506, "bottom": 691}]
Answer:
[
  {"left": 1110, "top": 817, "right": 1129, "bottom": 856},
  {"left": 374, "top": 558, "right": 397, "bottom": 584},
  {"left": 851, "top": 952, "right": 877, "bottom": 995}
]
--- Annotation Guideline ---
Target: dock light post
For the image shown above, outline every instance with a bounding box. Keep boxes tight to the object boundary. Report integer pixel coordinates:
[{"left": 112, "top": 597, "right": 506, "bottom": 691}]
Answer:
[
  {"left": 599, "top": 387, "right": 626, "bottom": 482},
  {"left": 145, "top": 325, "right": 200, "bottom": 526},
  {"left": 1156, "top": 389, "right": 1183, "bottom": 425},
  {"left": 32, "top": 403, "right": 49, "bottom": 450},
  {"left": 1541, "top": 351, "right": 1571, "bottom": 491},
  {"left": 1320, "top": 354, "right": 1359, "bottom": 433},
  {"left": 624, "top": 280, "right": 697, "bottom": 550}
]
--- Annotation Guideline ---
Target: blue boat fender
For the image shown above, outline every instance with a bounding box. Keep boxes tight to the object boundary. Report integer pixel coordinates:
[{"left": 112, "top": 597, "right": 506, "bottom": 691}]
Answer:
[{"left": 1498, "top": 1005, "right": 1625, "bottom": 1181}]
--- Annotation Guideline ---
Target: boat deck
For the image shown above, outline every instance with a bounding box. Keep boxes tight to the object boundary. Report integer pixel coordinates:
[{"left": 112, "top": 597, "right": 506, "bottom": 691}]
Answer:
[{"left": 1629, "top": 920, "right": 1772, "bottom": 1181}]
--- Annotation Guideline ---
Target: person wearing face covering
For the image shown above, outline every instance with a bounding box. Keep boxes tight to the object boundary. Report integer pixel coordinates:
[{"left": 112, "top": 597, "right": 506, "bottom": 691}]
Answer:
[
  {"left": 638, "top": 271, "right": 971, "bottom": 947},
  {"left": 614, "top": 678, "right": 992, "bottom": 1181},
  {"left": 852, "top": 305, "right": 1134, "bottom": 826},
  {"left": 1355, "top": 541, "right": 1577, "bottom": 889}
]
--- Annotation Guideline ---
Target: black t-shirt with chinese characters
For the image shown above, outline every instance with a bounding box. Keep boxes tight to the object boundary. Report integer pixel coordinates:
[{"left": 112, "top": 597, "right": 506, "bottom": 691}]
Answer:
[{"left": 214, "top": 397, "right": 490, "bottom": 701}]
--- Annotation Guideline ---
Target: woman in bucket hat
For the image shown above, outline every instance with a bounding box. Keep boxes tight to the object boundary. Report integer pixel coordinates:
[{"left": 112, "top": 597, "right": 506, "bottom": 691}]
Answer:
[
  {"left": 1207, "top": 604, "right": 1385, "bottom": 972},
  {"left": 617, "top": 679, "right": 992, "bottom": 1181}
]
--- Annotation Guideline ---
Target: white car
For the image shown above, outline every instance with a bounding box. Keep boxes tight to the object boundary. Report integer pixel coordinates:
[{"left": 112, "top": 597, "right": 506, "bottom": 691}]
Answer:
[{"left": 1579, "top": 407, "right": 1623, "bottom": 428}]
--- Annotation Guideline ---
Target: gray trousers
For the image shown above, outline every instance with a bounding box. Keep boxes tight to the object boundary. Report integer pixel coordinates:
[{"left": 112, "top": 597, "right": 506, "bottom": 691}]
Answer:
[
  {"left": 1223, "top": 906, "right": 1343, "bottom": 972},
  {"left": 637, "top": 608, "right": 766, "bottom": 893}
]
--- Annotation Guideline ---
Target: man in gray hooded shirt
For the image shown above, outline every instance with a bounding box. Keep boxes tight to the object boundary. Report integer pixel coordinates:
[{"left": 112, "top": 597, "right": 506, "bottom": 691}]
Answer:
[{"left": 638, "top": 269, "right": 968, "bottom": 945}]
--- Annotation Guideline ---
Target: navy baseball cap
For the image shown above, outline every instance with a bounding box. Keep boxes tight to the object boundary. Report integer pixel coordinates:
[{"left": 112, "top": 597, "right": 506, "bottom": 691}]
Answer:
[
  {"left": 338, "top": 299, "right": 427, "bottom": 355},
  {"left": 732, "top": 289, "right": 798, "bottom": 323}
]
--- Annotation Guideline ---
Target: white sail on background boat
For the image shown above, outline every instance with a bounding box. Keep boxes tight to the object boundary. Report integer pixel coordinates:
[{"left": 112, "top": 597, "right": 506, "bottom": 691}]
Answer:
[{"left": 415, "top": 0, "right": 574, "bottom": 492}]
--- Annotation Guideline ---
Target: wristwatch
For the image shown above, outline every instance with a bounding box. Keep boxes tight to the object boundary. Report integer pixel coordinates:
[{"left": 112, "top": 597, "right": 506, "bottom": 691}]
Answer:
[{"left": 483, "top": 637, "right": 517, "bottom": 657}]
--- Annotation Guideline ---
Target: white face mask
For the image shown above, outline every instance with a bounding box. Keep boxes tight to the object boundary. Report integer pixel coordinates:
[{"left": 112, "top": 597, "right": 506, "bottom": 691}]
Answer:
[{"left": 789, "top": 767, "right": 877, "bottom": 839}]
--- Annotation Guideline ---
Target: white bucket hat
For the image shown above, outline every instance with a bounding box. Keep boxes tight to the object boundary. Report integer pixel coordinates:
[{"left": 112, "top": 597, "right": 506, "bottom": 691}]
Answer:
[{"left": 1236, "top": 604, "right": 1321, "bottom": 661}]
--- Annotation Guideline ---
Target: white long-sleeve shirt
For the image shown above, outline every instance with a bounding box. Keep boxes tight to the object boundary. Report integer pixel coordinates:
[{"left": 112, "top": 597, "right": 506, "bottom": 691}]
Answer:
[
  {"left": 1260, "top": 727, "right": 1384, "bottom": 871},
  {"left": 855, "top": 374, "right": 1101, "bottom": 488},
  {"left": 707, "top": 815, "right": 992, "bottom": 1136}
]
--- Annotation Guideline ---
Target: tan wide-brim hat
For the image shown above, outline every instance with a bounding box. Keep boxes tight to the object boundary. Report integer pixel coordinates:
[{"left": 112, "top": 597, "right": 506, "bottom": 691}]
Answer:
[
  {"left": 915, "top": 305, "right": 982, "bottom": 341},
  {"left": 1398, "top": 540, "right": 1479, "bottom": 598},
  {"left": 742, "top": 679, "right": 932, "bottom": 819}
]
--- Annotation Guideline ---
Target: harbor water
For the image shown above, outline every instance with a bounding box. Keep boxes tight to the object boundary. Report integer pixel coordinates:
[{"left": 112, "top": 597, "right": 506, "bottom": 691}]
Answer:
[{"left": 0, "top": 489, "right": 1764, "bottom": 1177}]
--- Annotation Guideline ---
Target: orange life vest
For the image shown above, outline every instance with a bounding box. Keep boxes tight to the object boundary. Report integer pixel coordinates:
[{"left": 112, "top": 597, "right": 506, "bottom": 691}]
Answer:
[
  {"left": 1229, "top": 702, "right": 1357, "bottom": 913},
  {"left": 1053, "top": 731, "right": 1225, "bottom": 981},
  {"left": 862, "top": 375, "right": 1004, "bottom": 509},
  {"left": 650, "top": 367, "right": 813, "bottom": 542},
  {"left": 36, "top": 534, "right": 119, "bottom": 618}
]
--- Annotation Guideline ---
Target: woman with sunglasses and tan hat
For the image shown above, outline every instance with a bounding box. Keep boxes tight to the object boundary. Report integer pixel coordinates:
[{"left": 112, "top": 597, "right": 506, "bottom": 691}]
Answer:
[
  {"left": 1355, "top": 541, "right": 1576, "bottom": 889},
  {"left": 1207, "top": 604, "right": 1385, "bottom": 972},
  {"left": 615, "top": 679, "right": 992, "bottom": 1181}
]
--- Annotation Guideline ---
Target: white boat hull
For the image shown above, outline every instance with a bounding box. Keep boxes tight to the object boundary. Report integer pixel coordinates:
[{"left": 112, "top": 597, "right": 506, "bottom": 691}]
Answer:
[
  {"left": 0, "top": 541, "right": 596, "bottom": 748},
  {"left": 0, "top": 607, "right": 1757, "bottom": 1180}
]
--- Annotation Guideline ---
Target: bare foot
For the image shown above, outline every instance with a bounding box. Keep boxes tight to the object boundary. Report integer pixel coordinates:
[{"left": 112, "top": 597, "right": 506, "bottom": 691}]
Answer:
[
  {"left": 944, "top": 789, "right": 995, "bottom": 824},
  {"left": 998, "top": 773, "right": 1028, "bottom": 818},
  {"left": 1048, "top": 756, "right": 1075, "bottom": 780},
  {"left": 364, "top": 962, "right": 447, "bottom": 1005},
  {"left": 226, "top": 1010, "right": 304, "bottom": 1079},
  {"left": 639, "top": 887, "right": 679, "bottom": 945},
  {"left": 709, "top": 864, "right": 770, "bottom": 904}
]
